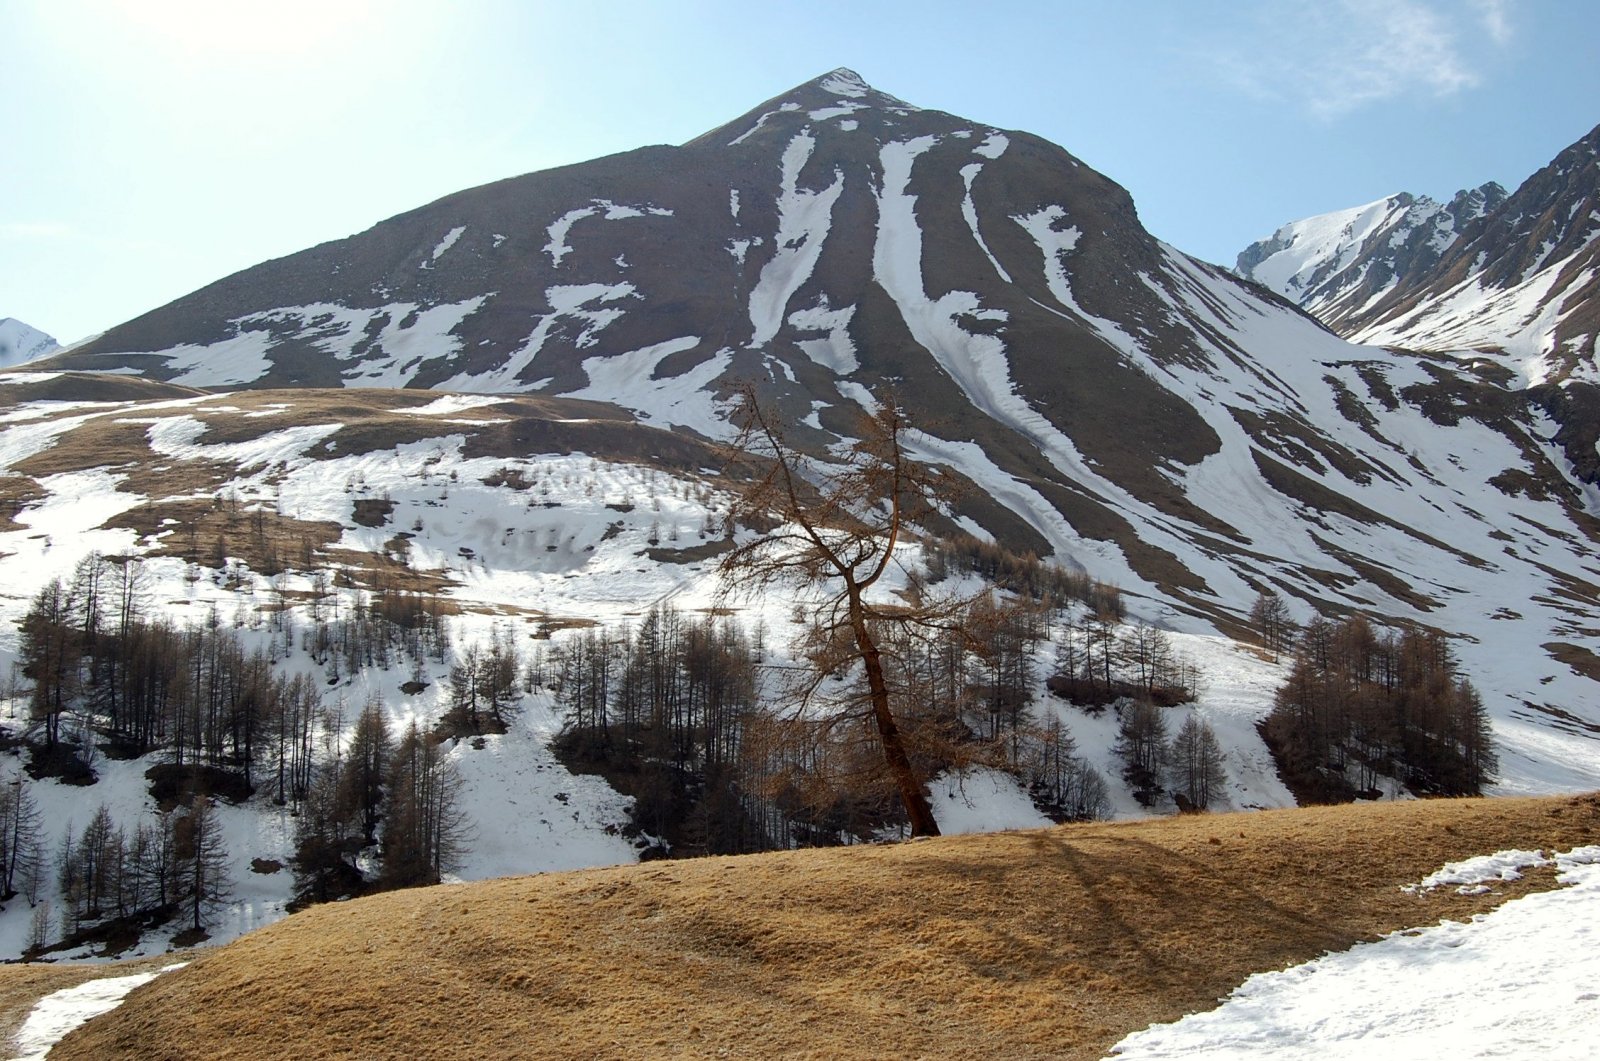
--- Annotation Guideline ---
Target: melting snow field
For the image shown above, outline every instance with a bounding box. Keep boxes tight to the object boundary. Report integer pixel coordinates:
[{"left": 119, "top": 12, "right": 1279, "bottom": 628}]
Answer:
[
  {"left": 10, "top": 962, "right": 185, "bottom": 1060},
  {"left": 1109, "top": 847, "right": 1600, "bottom": 1059}
]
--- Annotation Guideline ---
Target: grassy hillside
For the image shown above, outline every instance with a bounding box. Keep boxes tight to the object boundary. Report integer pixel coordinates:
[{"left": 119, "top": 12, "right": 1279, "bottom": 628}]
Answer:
[{"left": 31, "top": 794, "right": 1600, "bottom": 1059}]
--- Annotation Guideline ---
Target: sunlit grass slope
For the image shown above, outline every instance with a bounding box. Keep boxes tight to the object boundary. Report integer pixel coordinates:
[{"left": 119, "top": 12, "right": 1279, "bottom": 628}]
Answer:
[{"left": 52, "top": 794, "right": 1600, "bottom": 1060}]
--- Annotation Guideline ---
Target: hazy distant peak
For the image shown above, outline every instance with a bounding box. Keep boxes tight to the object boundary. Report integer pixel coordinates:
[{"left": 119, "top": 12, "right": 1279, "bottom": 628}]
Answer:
[{"left": 0, "top": 317, "right": 59, "bottom": 368}]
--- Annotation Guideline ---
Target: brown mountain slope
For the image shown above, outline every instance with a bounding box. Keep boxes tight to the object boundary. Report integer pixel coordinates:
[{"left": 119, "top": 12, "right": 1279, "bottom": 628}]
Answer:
[{"left": 47, "top": 794, "right": 1600, "bottom": 1060}]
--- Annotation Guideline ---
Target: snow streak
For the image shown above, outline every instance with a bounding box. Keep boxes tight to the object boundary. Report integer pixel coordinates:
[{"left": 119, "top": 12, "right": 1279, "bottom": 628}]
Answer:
[{"left": 747, "top": 132, "right": 844, "bottom": 347}]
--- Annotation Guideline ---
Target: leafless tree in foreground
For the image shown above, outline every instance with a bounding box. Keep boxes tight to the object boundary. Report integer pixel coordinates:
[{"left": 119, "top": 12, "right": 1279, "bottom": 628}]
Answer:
[{"left": 716, "top": 386, "right": 963, "bottom": 838}]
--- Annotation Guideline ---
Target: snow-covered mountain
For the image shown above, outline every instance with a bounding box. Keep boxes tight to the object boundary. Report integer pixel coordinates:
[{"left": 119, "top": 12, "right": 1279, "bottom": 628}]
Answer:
[
  {"left": 0, "top": 318, "right": 60, "bottom": 367},
  {"left": 1242, "top": 123, "right": 1600, "bottom": 385},
  {"left": 1348, "top": 123, "right": 1600, "bottom": 383},
  {"left": 1238, "top": 122, "right": 1600, "bottom": 489},
  {"left": 1236, "top": 184, "right": 1506, "bottom": 331},
  {"left": 6, "top": 71, "right": 1600, "bottom": 958},
  {"left": 35, "top": 69, "right": 1600, "bottom": 788}
]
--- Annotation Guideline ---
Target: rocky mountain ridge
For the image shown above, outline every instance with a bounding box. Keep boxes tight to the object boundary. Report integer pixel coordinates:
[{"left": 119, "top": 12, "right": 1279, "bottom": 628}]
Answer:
[
  {"left": 1236, "top": 184, "right": 1507, "bottom": 331},
  {"left": 1241, "top": 123, "right": 1600, "bottom": 385}
]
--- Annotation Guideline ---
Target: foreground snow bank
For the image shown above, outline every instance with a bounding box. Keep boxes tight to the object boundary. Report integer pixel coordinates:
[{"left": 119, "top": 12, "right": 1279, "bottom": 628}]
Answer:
[
  {"left": 1109, "top": 847, "right": 1600, "bottom": 1058},
  {"left": 10, "top": 962, "right": 186, "bottom": 1060}
]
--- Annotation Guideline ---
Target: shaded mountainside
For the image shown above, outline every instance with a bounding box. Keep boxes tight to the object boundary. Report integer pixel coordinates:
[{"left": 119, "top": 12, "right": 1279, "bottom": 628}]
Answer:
[
  {"left": 23, "top": 72, "right": 1600, "bottom": 792},
  {"left": 44, "top": 795, "right": 1600, "bottom": 1061}
]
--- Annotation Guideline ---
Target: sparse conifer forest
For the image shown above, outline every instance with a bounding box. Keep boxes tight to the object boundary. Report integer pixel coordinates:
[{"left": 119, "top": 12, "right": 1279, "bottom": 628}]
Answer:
[
  {"left": 1261, "top": 614, "right": 1497, "bottom": 802},
  {"left": 1, "top": 499, "right": 1501, "bottom": 961},
  {"left": 7, "top": 548, "right": 471, "bottom": 946}
]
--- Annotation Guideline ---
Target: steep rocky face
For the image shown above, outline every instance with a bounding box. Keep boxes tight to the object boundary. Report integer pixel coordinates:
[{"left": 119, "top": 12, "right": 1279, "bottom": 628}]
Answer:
[
  {"left": 1236, "top": 183, "right": 1507, "bottom": 331},
  {"left": 1244, "top": 123, "right": 1600, "bottom": 389},
  {"left": 0, "top": 318, "right": 59, "bottom": 367},
  {"left": 1346, "top": 124, "right": 1600, "bottom": 383}
]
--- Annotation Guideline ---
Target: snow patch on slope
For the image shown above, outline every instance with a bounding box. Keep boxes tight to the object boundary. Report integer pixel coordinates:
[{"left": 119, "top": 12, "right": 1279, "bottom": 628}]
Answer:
[
  {"left": 144, "top": 416, "right": 343, "bottom": 471},
  {"left": 787, "top": 297, "right": 858, "bottom": 373},
  {"left": 929, "top": 767, "right": 1052, "bottom": 834},
  {"left": 1403, "top": 848, "right": 1557, "bottom": 895},
  {"left": 818, "top": 68, "right": 870, "bottom": 98},
  {"left": 146, "top": 298, "right": 487, "bottom": 389},
  {"left": 399, "top": 394, "right": 510, "bottom": 417},
  {"left": 440, "top": 284, "right": 634, "bottom": 392},
  {"left": 810, "top": 102, "right": 866, "bottom": 122},
  {"left": 1013, "top": 205, "right": 1084, "bottom": 306},
  {"left": 10, "top": 963, "right": 187, "bottom": 1060},
  {"left": 1244, "top": 195, "right": 1412, "bottom": 301},
  {"left": 973, "top": 133, "right": 1008, "bottom": 160},
  {"left": 448, "top": 706, "right": 638, "bottom": 879},
  {"left": 341, "top": 297, "right": 489, "bottom": 387},
  {"left": 1111, "top": 847, "right": 1600, "bottom": 1059},
  {"left": 570, "top": 337, "right": 732, "bottom": 435},
  {"left": 427, "top": 225, "right": 466, "bottom": 264},
  {"left": 163, "top": 330, "right": 279, "bottom": 388},
  {"left": 874, "top": 136, "right": 1025, "bottom": 420},
  {"left": 748, "top": 131, "right": 845, "bottom": 347},
  {"left": 545, "top": 200, "right": 672, "bottom": 268},
  {"left": 960, "top": 164, "right": 1012, "bottom": 283},
  {"left": 1354, "top": 262, "right": 1599, "bottom": 384}
]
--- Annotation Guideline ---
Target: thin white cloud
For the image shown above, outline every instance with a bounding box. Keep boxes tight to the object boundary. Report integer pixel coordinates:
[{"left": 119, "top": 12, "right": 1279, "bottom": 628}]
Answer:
[
  {"left": 1199, "top": 0, "right": 1517, "bottom": 119},
  {"left": 1472, "top": 0, "right": 1515, "bottom": 46}
]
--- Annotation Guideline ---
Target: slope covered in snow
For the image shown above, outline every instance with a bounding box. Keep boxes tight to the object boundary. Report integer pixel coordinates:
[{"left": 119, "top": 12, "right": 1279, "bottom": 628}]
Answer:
[
  {"left": 1345, "top": 124, "right": 1600, "bottom": 384},
  {"left": 1236, "top": 185, "right": 1506, "bottom": 330},
  {"left": 1238, "top": 123, "right": 1600, "bottom": 515},
  {"left": 1242, "top": 124, "right": 1600, "bottom": 394},
  {"left": 0, "top": 379, "right": 1299, "bottom": 962},
  {"left": 0, "top": 368, "right": 1593, "bottom": 965}
]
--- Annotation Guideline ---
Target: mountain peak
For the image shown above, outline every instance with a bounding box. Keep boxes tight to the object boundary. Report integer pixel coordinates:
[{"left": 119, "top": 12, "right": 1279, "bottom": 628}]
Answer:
[
  {"left": 788, "top": 66, "right": 915, "bottom": 112},
  {"left": 814, "top": 68, "right": 872, "bottom": 97},
  {"left": 685, "top": 67, "right": 921, "bottom": 150},
  {"left": 1446, "top": 181, "right": 1508, "bottom": 223}
]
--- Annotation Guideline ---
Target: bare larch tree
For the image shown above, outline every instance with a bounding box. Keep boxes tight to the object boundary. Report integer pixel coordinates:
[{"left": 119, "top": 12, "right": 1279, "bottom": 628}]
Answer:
[{"left": 717, "top": 386, "right": 958, "bottom": 837}]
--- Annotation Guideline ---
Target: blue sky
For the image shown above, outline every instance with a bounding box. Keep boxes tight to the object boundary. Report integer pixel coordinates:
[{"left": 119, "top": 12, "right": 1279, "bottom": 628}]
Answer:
[{"left": 4, "top": 0, "right": 1597, "bottom": 342}]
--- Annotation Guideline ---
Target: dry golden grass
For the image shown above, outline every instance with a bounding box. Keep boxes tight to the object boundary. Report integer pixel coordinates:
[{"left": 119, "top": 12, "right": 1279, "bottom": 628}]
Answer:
[{"left": 30, "top": 793, "right": 1600, "bottom": 1060}]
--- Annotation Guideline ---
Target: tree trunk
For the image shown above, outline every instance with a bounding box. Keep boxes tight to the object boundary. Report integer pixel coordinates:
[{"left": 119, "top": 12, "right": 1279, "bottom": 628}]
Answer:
[{"left": 850, "top": 603, "right": 939, "bottom": 837}]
